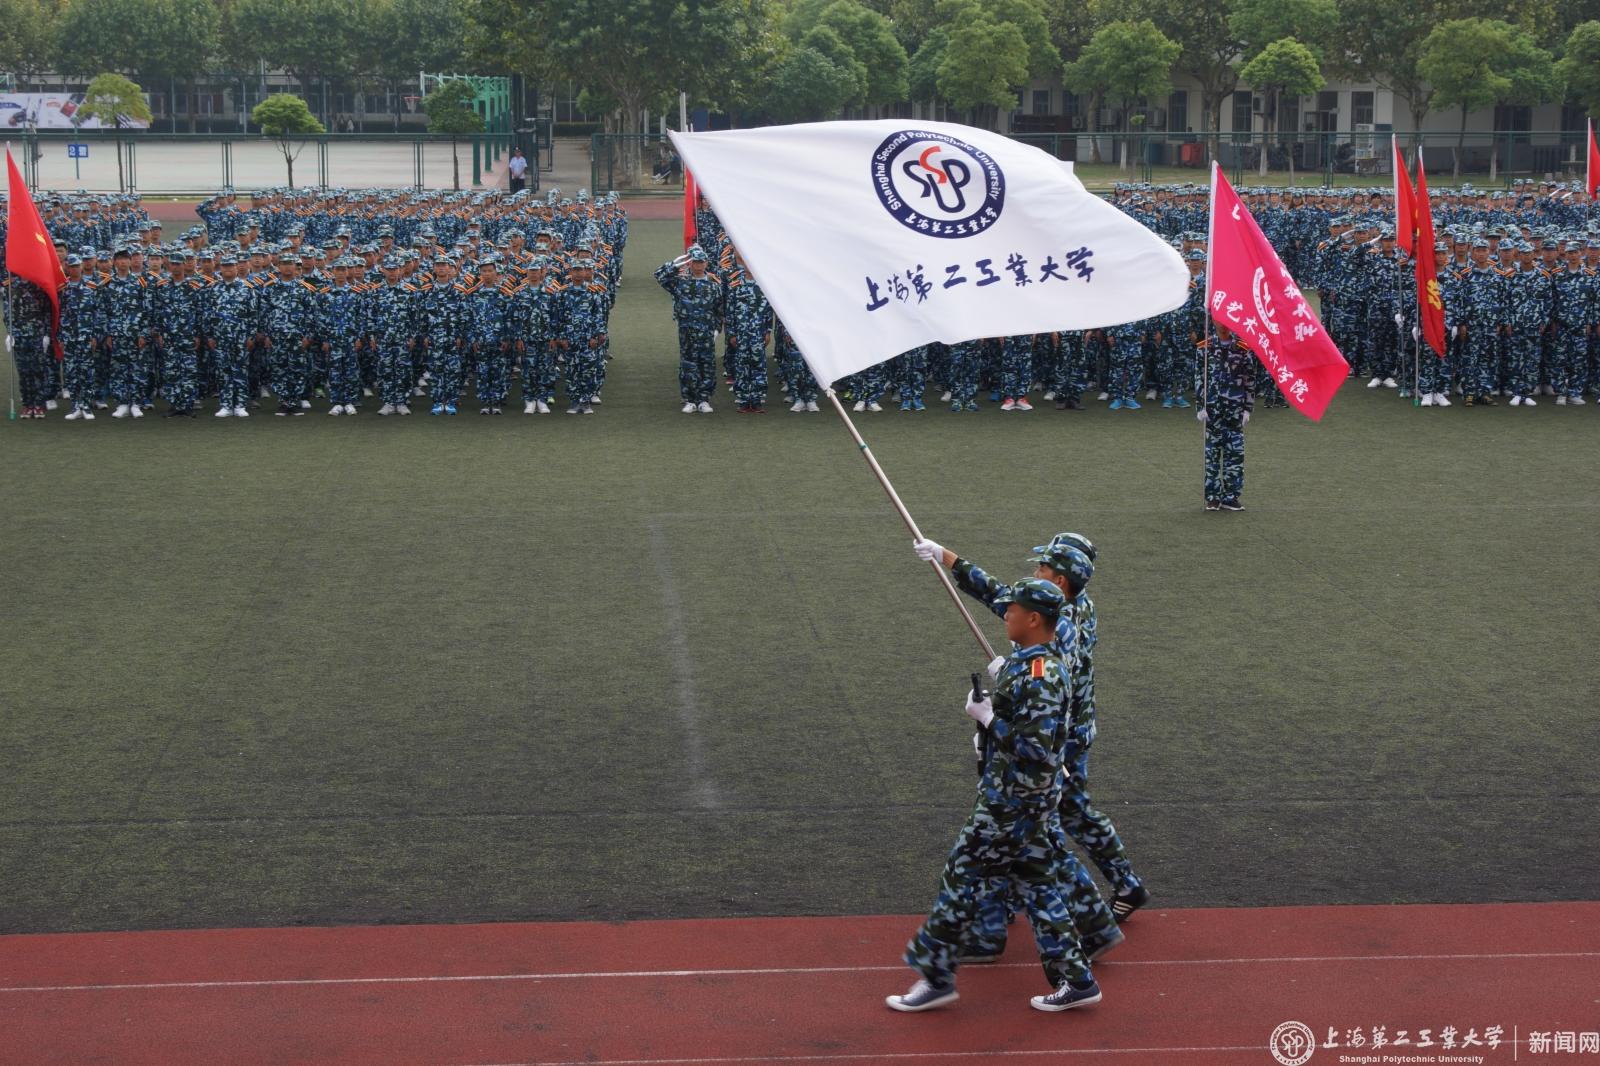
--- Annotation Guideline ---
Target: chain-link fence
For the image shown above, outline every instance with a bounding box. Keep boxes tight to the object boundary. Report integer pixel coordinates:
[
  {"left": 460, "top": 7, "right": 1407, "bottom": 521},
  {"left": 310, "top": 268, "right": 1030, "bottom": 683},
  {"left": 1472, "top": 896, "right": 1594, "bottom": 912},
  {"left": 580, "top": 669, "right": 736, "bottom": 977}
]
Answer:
[
  {"left": 586, "top": 129, "right": 1595, "bottom": 195},
  {"left": 14, "top": 131, "right": 520, "bottom": 194}
]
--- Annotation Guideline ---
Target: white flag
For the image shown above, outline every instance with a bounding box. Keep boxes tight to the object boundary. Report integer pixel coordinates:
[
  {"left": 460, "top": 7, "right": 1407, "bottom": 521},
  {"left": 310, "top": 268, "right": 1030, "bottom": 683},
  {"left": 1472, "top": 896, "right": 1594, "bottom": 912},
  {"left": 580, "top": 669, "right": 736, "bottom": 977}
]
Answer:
[{"left": 669, "top": 120, "right": 1188, "bottom": 387}]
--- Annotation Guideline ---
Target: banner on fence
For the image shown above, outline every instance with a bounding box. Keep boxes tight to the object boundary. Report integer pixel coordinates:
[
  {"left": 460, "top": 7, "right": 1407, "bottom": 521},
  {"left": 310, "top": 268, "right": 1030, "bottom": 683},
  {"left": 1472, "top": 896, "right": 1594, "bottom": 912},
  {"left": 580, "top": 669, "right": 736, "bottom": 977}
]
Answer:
[{"left": 0, "top": 94, "right": 150, "bottom": 131}]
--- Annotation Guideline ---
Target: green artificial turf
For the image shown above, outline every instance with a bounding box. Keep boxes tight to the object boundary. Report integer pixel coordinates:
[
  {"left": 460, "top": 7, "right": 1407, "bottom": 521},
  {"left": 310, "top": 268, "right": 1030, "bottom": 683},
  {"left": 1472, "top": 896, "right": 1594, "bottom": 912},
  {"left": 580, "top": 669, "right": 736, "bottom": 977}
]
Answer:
[{"left": 2, "top": 219, "right": 1597, "bottom": 934}]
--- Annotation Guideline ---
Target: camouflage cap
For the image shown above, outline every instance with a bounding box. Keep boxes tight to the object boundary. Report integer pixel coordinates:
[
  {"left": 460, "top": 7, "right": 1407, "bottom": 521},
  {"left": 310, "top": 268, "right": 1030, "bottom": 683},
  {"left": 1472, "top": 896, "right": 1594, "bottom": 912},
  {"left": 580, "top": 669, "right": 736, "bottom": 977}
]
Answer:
[
  {"left": 994, "top": 578, "right": 1067, "bottom": 620},
  {"left": 687, "top": 243, "right": 709, "bottom": 262},
  {"left": 1051, "top": 531, "right": 1097, "bottom": 562},
  {"left": 1029, "top": 542, "right": 1093, "bottom": 590},
  {"left": 380, "top": 255, "right": 404, "bottom": 269}
]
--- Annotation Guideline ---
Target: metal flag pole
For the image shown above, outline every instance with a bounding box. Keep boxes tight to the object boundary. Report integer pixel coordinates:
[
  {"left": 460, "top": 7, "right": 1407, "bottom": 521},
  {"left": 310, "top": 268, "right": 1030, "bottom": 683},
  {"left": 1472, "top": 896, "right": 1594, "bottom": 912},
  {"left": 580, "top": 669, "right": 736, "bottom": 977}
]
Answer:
[
  {"left": 5, "top": 274, "right": 15, "bottom": 422},
  {"left": 821, "top": 385, "right": 997, "bottom": 661}
]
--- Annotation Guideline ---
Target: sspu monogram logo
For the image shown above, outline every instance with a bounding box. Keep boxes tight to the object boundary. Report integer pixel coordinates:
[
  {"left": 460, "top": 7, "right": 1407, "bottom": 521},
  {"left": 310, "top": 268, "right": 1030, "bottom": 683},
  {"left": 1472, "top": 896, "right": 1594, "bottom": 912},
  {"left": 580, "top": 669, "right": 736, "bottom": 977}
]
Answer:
[
  {"left": 1269, "top": 1021, "right": 1317, "bottom": 1066},
  {"left": 870, "top": 130, "right": 1005, "bottom": 238}
]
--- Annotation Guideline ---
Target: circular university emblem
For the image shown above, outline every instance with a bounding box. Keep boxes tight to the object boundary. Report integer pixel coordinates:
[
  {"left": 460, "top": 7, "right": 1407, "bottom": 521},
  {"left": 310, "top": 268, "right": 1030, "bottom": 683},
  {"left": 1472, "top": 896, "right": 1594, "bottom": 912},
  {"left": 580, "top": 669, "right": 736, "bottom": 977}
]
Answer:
[
  {"left": 1268, "top": 1021, "right": 1317, "bottom": 1066},
  {"left": 870, "top": 129, "right": 1005, "bottom": 238}
]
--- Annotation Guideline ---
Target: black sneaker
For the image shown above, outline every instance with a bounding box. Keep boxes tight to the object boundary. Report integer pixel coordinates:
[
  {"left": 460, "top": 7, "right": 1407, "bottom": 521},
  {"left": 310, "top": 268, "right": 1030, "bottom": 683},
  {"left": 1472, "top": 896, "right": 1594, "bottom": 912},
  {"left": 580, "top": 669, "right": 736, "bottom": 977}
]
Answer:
[
  {"left": 274, "top": 402, "right": 294, "bottom": 416},
  {"left": 958, "top": 947, "right": 1004, "bottom": 965},
  {"left": 1477, "top": 394, "right": 1497, "bottom": 406},
  {"left": 162, "top": 408, "right": 187, "bottom": 418},
  {"left": 1204, "top": 500, "right": 1221, "bottom": 512},
  {"left": 1112, "top": 884, "right": 1151, "bottom": 922},
  {"left": 1065, "top": 395, "right": 1083, "bottom": 410},
  {"left": 886, "top": 978, "right": 958, "bottom": 1012},
  {"left": 1082, "top": 926, "right": 1125, "bottom": 961},
  {"left": 1031, "top": 978, "right": 1101, "bottom": 1013},
  {"left": 1219, "top": 499, "right": 1244, "bottom": 512}
]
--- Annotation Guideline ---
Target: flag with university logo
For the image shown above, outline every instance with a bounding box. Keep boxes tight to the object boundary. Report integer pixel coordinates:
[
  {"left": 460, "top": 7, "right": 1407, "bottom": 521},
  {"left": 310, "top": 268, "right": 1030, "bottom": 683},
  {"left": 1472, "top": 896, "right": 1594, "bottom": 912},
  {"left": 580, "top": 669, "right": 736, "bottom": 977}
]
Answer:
[
  {"left": 1206, "top": 163, "right": 1348, "bottom": 421},
  {"left": 668, "top": 120, "right": 1188, "bottom": 387}
]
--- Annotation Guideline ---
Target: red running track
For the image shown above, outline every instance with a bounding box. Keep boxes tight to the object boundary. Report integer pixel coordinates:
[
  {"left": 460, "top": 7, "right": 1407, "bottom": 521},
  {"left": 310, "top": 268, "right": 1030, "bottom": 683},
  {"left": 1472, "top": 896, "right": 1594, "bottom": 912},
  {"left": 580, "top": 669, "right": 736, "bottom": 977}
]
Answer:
[{"left": 3, "top": 902, "right": 1597, "bottom": 1065}]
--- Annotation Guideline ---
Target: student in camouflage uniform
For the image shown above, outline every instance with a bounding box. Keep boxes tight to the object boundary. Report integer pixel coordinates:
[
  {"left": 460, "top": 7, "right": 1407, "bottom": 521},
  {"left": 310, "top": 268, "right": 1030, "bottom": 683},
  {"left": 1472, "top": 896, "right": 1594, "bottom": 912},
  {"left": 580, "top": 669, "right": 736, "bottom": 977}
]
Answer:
[
  {"left": 1505, "top": 243, "right": 1552, "bottom": 406},
  {"left": 720, "top": 248, "right": 772, "bottom": 413},
  {"left": 206, "top": 253, "right": 259, "bottom": 418},
  {"left": 1552, "top": 243, "right": 1593, "bottom": 404},
  {"left": 655, "top": 244, "right": 722, "bottom": 414},
  {"left": 517, "top": 257, "right": 559, "bottom": 415},
  {"left": 469, "top": 257, "right": 515, "bottom": 415},
  {"left": 7, "top": 272, "right": 56, "bottom": 419},
  {"left": 1198, "top": 324, "right": 1254, "bottom": 511},
  {"left": 320, "top": 257, "right": 367, "bottom": 415},
  {"left": 60, "top": 255, "right": 102, "bottom": 420},
  {"left": 1458, "top": 240, "right": 1505, "bottom": 406},
  {"left": 557, "top": 256, "right": 609, "bottom": 414},
  {"left": 156, "top": 252, "right": 201, "bottom": 417},
  {"left": 102, "top": 249, "right": 151, "bottom": 419},
  {"left": 998, "top": 334, "right": 1033, "bottom": 411},
  {"left": 773, "top": 317, "right": 819, "bottom": 413},
  {"left": 946, "top": 339, "right": 982, "bottom": 412},
  {"left": 421, "top": 256, "right": 466, "bottom": 415},
  {"left": 372, "top": 255, "right": 417, "bottom": 416},
  {"left": 887, "top": 579, "right": 1104, "bottom": 1015}
]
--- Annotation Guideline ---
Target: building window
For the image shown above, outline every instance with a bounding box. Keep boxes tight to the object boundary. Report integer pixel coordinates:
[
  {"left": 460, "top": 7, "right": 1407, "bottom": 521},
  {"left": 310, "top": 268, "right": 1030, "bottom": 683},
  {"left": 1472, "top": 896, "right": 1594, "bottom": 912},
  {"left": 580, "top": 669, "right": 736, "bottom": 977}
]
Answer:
[
  {"left": 1232, "top": 90, "right": 1252, "bottom": 134},
  {"left": 1494, "top": 104, "right": 1531, "bottom": 143},
  {"left": 1168, "top": 90, "right": 1188, "bottom": 133},
  {"left": 1032, "top": 89, "right": 1051, "bottom": 116},
  {"left": 1351, "top": 91, "right": 1374, "bottom": 127}
]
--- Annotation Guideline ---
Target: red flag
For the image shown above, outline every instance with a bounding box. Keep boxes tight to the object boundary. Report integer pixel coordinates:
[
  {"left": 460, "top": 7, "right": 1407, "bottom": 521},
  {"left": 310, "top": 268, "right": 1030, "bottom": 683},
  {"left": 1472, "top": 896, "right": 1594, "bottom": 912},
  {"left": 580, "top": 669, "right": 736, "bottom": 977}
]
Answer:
[
  {"left": 1414, "top": 154, "right": 1447, "bottom": 358},
  {"left": 683, "top": 166, "right": 698, "bottom": 251},
  {"left": 1206, "top": 163, "right": 1348, "bottom": 421},
  {"left": 1588, "top": 118, "right": 1598, "bottom": 201},
  {"left": 5, "top": 145, "right": 65, "bottom": 354},
  {"left": 1392, "top": 136, "right": 1416, "bottom": 256}
]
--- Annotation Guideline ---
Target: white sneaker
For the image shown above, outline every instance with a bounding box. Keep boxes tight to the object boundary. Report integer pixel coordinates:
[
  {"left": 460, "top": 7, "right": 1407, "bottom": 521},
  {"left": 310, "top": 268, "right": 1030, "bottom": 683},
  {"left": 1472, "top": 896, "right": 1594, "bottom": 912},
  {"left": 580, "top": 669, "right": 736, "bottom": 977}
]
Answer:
[
  {"left": 1042, "top": 391, "right": 1056, "bottom": 401},
  {"left": 65, "top": 408, "right": 84, "bottom": 420},
  {"left": 362, "top": 387, "right": 374, "bottom": 397},
  {"left": 524, "top": 401, "right": 537, "bottom": 414},
  {"left": 1571, "top": 396, "right": 1586, "bottom": 406},
  {"left": 233, "top": 406, "right": 249, "bottom": 418},
  {"left": 112, "top": 404, "right": 130, "bottom": 418},
  {"left": 536, "top": 401, "right": 550, "bottom": 414},
  {"left": 1145, "top": 388, "right": 1158, "bottom": 400},
  {"left": 45, "top": 398, "right": 57, "bottom": 410},
  {"left": 1556, "top": 395, "right": 1567, "bottom": 406},
  {"left": 867, "top": 401, "right": 882, "bottom": 412},
  {"left": 1382, "top": 377, "right": 1398, "bottom": 388},
  {"left": 1016, "top": 398, "right": 1033, "bottom": 411},
  {"left": 590, "top": 394, "right": 601, "bottom": 404},
  {"left": 1367, "top": 376, "right": 1382, "bottom": 388},
  {"left": 805, "top": 401, "right": 819, "bottom": 412},
  {"left": 379, "top": 403, "right": 396, "bottom": 416},
  {"left": 396, "top": 404, "right": 411, "bottom": 415},
  {"left": 1523, "top": 397, "right": 1537, "bottom": 407},
  {"left": 1001, "top": 399, "right": 1017, "bottom": 411},
  {"left": 259, "top": 386, "right": 271, "bottom": 398},
  {"left": 329, "top": 405, "right": 342, "bottom": 416},
  {"left": 886, "top": 979, "right": 959, "bottom": 1013},
  {"left": 1435, "top": 393, "right": 1451, "bottom": 407},
  {"left": 300, "top": 399, "right": 312, "bottom": 409},
  {"left": 790, "top": 400, "right": 805, "bottom": 412},
  {"left": 697, "top": 401, "right": 713, "bottom": 414},
  {"left": 1543, "top": 384, "right": 1557, "bottom": 396},
  {"left": 412, "top": 387, "right": 426, "bottom": 397},
  {"left": 939, "top": 391, "right": 952, "bottom": 402},
  {"left": 129, "top": 405, "right": 144, "bottom": 419},
  {"left": 1097, "top": 391, "right": 1110, "bottom": 401},
  {"left": 1491, "top": 388, "right": 1502, "bottom": 396},
  {"left": 82, "top": 409, "right": 95, "bottom": 420},
  {"left": 1419, "top": 393, "right": 1434, "bottom": 406},
  {"left": 852, "top": 400, "right": 865, "bottom": 412},
  {"left": 215, "top": 406, "right": 232, "bottom": 418},
  {"left": 682, "top": 401, "right": 696, "bottom": 414},
  {"left": 1510, "top": 395, "right": 1523, "bottom": 406}
]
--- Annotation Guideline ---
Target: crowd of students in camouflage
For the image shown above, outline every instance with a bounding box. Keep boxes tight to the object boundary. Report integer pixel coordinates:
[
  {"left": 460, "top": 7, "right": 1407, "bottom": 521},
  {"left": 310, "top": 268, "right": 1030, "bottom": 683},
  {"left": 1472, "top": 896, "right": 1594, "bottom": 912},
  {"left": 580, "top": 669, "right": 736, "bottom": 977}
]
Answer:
[{"left": 7, "top": 187, "right": 625, "bottom": 420}]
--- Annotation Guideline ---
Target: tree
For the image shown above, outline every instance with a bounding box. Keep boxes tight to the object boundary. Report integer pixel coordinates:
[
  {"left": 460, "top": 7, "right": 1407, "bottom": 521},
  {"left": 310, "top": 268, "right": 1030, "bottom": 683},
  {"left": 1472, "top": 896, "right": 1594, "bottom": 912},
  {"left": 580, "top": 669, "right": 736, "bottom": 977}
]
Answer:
[
  {"left": 1558, "top": 20, "right": 1600, "bottom": 113},
  {"left": 227, "top": 0, "right": 365, "bottom": 125},
  {"left": 1065, "top": 19, "right": 1181, "bottom": 169},
  {"left": 816, "top": 1, "right": 909, "bottom": 107},
  {"left": 1229, "top": 0, "right": 1336, "bottom": 58},
  {"left": 1238, "top": 37, "right": 1324, "bottom": 177},
  {"left": 763, "top": 44, "right": 858, "bottom": 119},
  {"left": 53, "top": 0, "right": 217, "bottom": 131},
  {"left": 937, "top": 18, "right": 1031, "bottom": 121},
  {"left": 1118, "top": 0, "right": 1244, "bottom": 143},
  {"left": 907, "top": 26, "right": 949, "bottom": 104},
  {"left": 371, "top": 0, "right": 469, "bottom": 131},
  {"left": 0, "top": 0, "right": 62, "bottom": 86},
  {"left": 1419, "top": 18, "right": 1561, "bottom": 176},
  {"left": 421, "top": 80, "right": 484, "bottom": 189},
  {"left": 78, "top": 73, "right": 152, "bottom": 189},
  {"left": 252, "top": 92, "right": 326, "bottom": 187},
  {"left": 800, "top": 24, "right": 870, "bottom": 105}
]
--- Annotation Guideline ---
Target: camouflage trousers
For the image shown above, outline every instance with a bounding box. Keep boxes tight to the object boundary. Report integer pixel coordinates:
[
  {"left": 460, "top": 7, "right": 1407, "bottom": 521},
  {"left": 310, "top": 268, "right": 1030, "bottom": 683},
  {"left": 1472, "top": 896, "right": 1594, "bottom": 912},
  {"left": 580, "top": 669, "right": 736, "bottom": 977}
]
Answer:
[
  {"left": 1107, "top": 340, "right": 1143, "bottom": 402},
  {"left": 214, "top": 337, "right": 252, "bottom": 410},
  {"left": 1060, "top": 748, "right": 1141, "bottom": 895},
  {"left": 1418, "top": 343, "right": 1452, "bottom": 395},
  {"left": 63, "top": 339, "right": 98, "bottom": 411},
  {"left": 326, "top": 342, "right": 362, "bottom": 406},
  {"left": 12, "top": 330, "right": 53, "bottom": 408},
  {"left": 428, "top": 338, "right": 464, "bottom": 403},
  {"left": 161, "top": 339, "right": 199, "bottom": 411},
  {"left": 946, "top": 345, "right": 980, "bottom": 404},
  {"left": 1458, "top": 328, "right": 1499, "bottom": 396},
  {"left": 678, "top": 326, "right": 717, "bottom": 403},
  {"left": 1548, "top": 333, "right": 1589, "bottom": 397},
  {"left": 729, "top": 333, "right": 768, "bottom": 406},
  {"left": 905, "top": 804, "right": 1091, "bottom": 989},
  {"left": 1158, "top": 338, "right": 1194, "bottom": 400},
  {"left": 1363, "top": 310, "right": 1400, "bottom": 378},
  {"left": 377, "top": 339, "right": 414, "bottom": 406},
  {"left": 521, "top": 343, "right": 557, "bottom": 403},
  {"left": 474, "top": 343, "right": 511, "bottom": 405},
  {"left": 890, "top": 347, "right": 927, "bottom": 401},
  {"left": 1331, "top": 303, "right": 1365, "bottom": 369},
  {"left": 566, "top": 346, "right": 603, "bottom": 405},
  {"left": 1000, "top": 336, "right": 1032, "bottom": 399},
  {"left": 1505, "top": 336, "right": 1541, "bottom": 397},
  {"left": 779, "top": 346, "right": 818, "bottom": 403},
  {"left": 107, "top": 336, "right": 153, "bottom": 406},
  {"left": 1203, "top": 404, "right": 1245, "bottom": 503},
  {"left": 268, "top": 335, "right": 308, "bottom": 403},
  {"left": 1050, "top": 335, "right": 1087, "bottom": 399},
  {"left": 842, "top": 364, "right": 885, "bottom": 404}
]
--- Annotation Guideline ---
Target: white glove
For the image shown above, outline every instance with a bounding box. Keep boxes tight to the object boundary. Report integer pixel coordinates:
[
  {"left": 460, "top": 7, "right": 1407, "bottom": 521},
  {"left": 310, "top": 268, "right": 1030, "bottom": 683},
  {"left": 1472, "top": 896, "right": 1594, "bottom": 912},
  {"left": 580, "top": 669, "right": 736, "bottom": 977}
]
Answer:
[
  {"left": 41, "top": 335, "right": 52, "bottom": 353},
  {"left": 1196, "top": 408, "right": 1207, "bottom": 423},
  {"left": 985, "top": 655, "right": 1005, "bottom": 680},
  {"left": 964, "top": 693, "right": 994, "bottom": 728},
  {"left": 972, "top": 731, "right": 983, "bottom": 758},
  {"left": 912, "top": 538, "right": 944, "bottom": 564},
  {"left": 1242, "top": 410, "right": 1251, "bottom": 426},
  {"left": 1452, "top": 326, "right": 1461, "bottom": 339},
  {"left": 1393, "top": 313, "right": 1403, "bottom": 326},
  {"left": 1411, "top": 327, "right": 1421, "bottom": 341}
]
